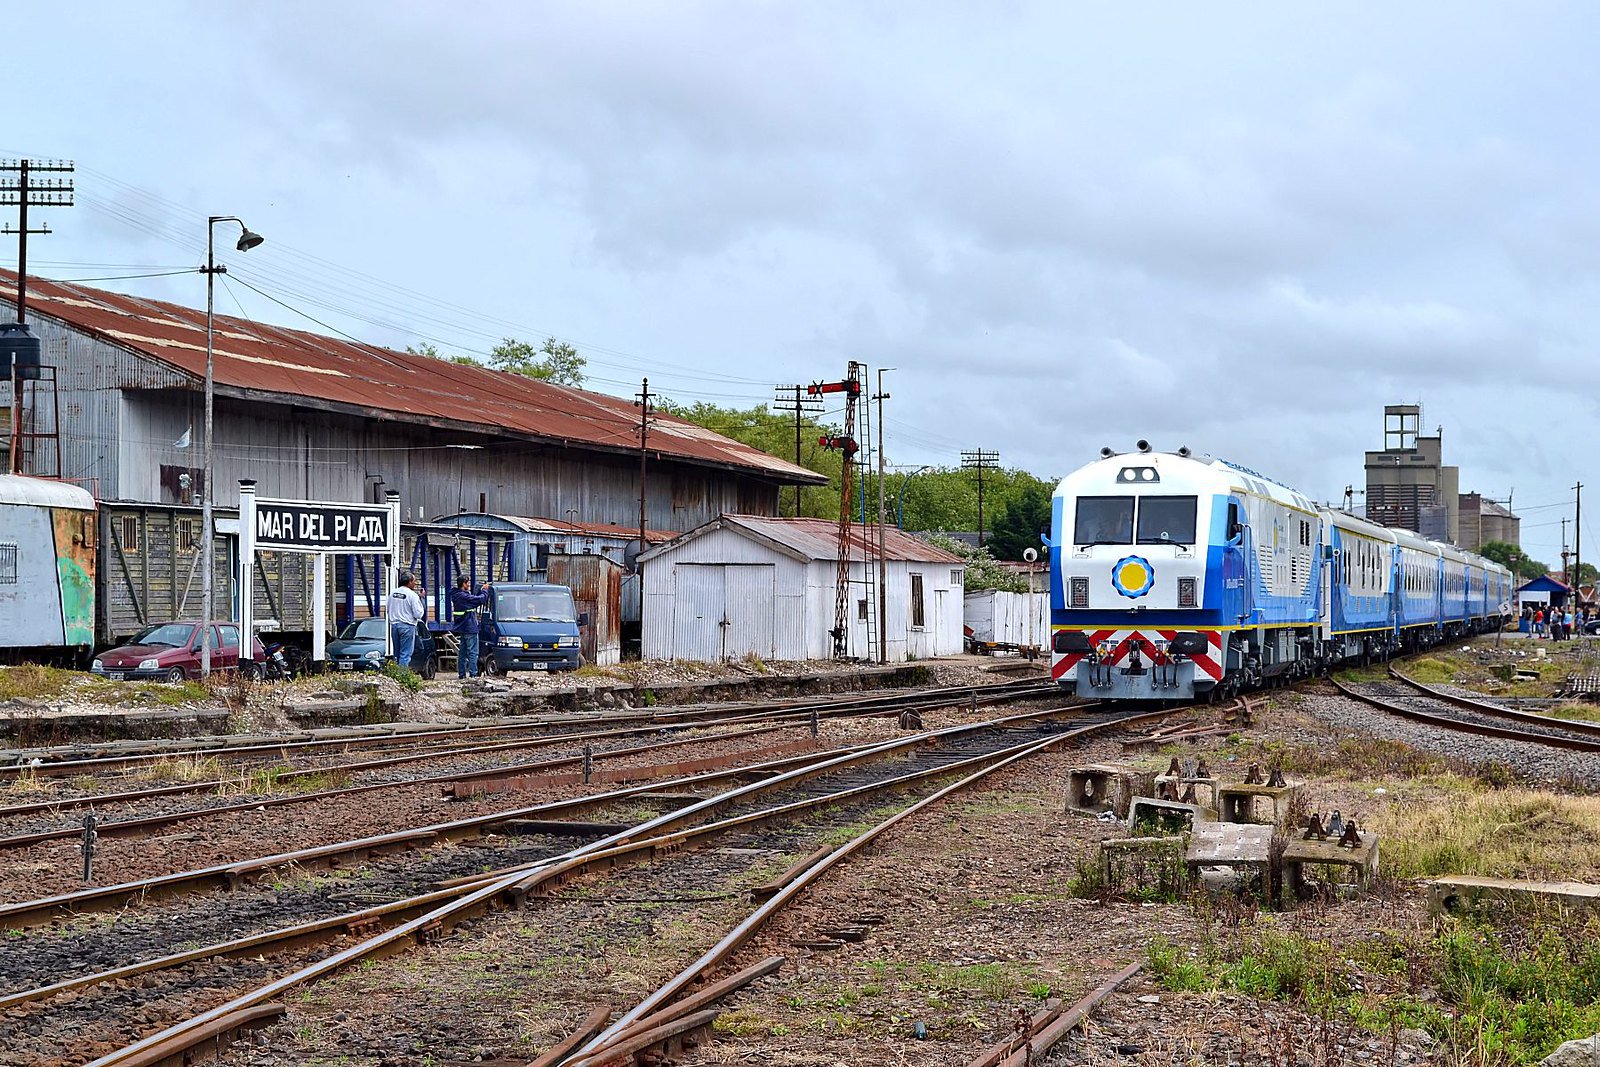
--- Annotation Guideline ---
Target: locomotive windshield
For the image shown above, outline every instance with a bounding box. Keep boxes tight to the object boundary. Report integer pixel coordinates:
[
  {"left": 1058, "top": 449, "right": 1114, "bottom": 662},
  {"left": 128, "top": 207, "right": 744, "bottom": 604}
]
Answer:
[
  {"left": 1074, "top": 497, "right": 1134, "bottom": 544},
  {"left": 1137, "top": 496, "right": 1198, "bottom": 546}
]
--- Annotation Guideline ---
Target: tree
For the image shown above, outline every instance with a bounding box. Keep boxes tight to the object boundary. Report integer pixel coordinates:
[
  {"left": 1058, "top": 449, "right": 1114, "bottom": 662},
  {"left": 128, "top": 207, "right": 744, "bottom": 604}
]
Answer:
[
  {"left": 987, "top": 483, "right": 1053, "bottom": 561},
  {"left": 1576, "top": 562, "right": 1598, "bottom": 587},
  {"left": 1479, "top": 540, "right": 1548, "bottom": 580},
  {"left": 487, "top": 337, "right": 586, "bottom": 387},
  {"left": 405, "top": 341, "right": 479, "bottom": 367},
  {"left": 923, "top": 533, "right": 1027, "bottom": 593}
]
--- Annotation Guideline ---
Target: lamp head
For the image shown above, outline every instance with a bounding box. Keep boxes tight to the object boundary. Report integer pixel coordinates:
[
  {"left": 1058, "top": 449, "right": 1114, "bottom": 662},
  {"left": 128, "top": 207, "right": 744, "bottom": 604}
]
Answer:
[{"left": 236, "top": 228, "right": 265, "bottom": 252}]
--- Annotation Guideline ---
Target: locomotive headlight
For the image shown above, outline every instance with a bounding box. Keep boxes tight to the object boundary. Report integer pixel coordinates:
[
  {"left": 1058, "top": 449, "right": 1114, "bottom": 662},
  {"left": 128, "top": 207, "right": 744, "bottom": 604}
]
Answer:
[
  {"left": 1177, "top": 577, "right": 1197, "bottom": 607},
  {"left": 1070, "top": 577, "right": 1089, "bottom": 607}
]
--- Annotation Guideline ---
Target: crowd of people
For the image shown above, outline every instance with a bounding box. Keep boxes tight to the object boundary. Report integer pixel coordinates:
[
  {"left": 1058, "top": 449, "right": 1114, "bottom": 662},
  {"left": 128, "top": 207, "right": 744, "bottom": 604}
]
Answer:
[{"left": 1519, "top": 602, "right": 1592, "bottom": 640}]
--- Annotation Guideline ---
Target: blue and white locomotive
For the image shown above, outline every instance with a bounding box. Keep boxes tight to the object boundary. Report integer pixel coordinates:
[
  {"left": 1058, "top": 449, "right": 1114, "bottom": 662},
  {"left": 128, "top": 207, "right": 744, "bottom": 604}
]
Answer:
[{"left": 1047, "top": 443, "right": 1513, "bottom": 701}]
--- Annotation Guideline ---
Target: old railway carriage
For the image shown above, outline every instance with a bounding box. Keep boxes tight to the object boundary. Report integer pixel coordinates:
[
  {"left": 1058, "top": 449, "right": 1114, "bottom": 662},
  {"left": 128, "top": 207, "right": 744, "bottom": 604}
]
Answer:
[
  {"left": 0, "top": 475, "right": 96, "bottom": 663},
  {"left": 1048, "top": 447, "right": 1511, "bottom": 701}
]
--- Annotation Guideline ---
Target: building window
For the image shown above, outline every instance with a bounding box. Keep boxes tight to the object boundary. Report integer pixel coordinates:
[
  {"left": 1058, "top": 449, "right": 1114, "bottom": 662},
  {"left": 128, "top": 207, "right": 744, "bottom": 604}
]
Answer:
[
  {"left": 177, "top": 517, "right": 199, "bottom": 550},
  {"left": 120, "top": 516, "right": 139, "bottom": 553},
  {"left": 858, "top": 599, "right": 868, "bottom": 621},
  {"left": 0, "top": 543, "right": 16, "bottom": 585},
  {"left": 950, "top": 569, "right": 962, "bottom": 586},
  {"left": 910, "top": 573, "right": 925, "bottom": 628}
]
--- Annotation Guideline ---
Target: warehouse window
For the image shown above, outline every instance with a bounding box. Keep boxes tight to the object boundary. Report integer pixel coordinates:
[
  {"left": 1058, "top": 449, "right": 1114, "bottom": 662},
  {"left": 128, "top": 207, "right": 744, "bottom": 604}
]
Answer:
[
  {"left": 120, "top": 516, "right": 139, "bottom": 552},
  {"left": 0, "top": 543, "right": 16, "bottom": 585},
  {"left": 858, "top": 599, "right": 868, "bottom": 621},
  {"left": 910, "top": 573, "right": 926, "bottom": 628},
  {"left": 177, "top": 517, "right": 198, "bottom": 550}
]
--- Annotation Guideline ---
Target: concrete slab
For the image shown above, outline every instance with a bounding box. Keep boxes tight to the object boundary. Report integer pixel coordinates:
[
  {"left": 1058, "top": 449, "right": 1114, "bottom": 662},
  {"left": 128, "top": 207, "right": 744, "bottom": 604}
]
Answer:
[
  {"left": 1428, "top": 875, "right": 1600, "bottom": 915},
  {"left": 1186, "top": 823, "right": 1275, "bottom": 868}
]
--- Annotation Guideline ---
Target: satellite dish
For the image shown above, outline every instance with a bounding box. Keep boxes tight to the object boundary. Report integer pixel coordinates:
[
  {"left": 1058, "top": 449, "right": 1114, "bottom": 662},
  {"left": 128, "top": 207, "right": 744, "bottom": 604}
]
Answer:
[{"left": 624, "top": 538, "right": 644, "bottom": 575}]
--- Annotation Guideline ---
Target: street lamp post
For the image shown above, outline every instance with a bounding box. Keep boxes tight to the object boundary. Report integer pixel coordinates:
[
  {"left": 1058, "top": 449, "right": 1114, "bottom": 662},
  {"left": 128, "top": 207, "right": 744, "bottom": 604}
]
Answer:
[
  {"left": 896, "top": 465, "right": 932, "bottom": 529},
  {"left": 200, "top": 216, "right": 264, "bottom": 678}
]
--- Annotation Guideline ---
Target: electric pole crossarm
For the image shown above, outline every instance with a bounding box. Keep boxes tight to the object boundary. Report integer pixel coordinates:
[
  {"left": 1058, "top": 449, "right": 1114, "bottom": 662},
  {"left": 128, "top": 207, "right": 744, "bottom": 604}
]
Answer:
[{"left": 961, "top": 448, "right": 1001, "bottom": 547}]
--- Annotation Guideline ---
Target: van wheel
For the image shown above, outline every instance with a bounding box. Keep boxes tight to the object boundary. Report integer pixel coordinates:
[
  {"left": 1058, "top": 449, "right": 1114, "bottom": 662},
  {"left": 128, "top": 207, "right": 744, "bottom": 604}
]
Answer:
[
  {"left": 481, "top": 656, "right": 501, "bottom": 677},
  {"left": 421, "top": 656, "right": 437, "bottom": 681}
]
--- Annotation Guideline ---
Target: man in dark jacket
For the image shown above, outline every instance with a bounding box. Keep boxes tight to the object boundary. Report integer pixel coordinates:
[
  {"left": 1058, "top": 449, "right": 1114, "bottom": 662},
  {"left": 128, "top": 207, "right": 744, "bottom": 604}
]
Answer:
[{"left": 450, "top": 577, "right": 490, "bottom": 678}]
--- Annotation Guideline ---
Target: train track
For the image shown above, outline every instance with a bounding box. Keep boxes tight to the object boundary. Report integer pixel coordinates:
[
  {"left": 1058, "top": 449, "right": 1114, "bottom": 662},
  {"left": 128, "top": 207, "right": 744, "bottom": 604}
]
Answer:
[
  {"left": 8, "top": 698, "right": 1189, "bottom": 1067},
  {"left": 0, "top": 676, "right": 1053, "bottom": 780},
  {"left": 0, "top": 680, "right": 1058, "bottom": 857},
  {"left": 1330, "top": 669, "right": 1600, "bottom": 751}
]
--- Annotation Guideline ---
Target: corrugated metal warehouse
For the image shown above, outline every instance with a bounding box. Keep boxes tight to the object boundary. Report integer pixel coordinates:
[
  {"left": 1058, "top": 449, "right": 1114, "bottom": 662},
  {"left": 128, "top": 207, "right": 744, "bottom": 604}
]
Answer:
[
  {"left": 639, "top": 515, "right": 965, "bottom": 662},
  {"left": 0, "top": 270, "right": 825, "bottom": 643}
]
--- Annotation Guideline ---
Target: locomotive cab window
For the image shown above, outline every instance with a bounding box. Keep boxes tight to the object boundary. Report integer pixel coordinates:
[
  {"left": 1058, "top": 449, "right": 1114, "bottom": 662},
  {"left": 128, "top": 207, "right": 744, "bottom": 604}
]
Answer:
[
  {"left": 1074, "top": 497, "right": 1134, "bottom": 545},
  {"left": 1136, "top": 496, "right": 1197, "bottom": 546}
]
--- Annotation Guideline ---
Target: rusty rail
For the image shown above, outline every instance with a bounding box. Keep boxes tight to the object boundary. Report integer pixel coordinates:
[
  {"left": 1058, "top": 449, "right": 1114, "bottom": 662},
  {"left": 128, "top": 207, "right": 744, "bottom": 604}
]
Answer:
[
  {"left": 1387, "top": 665, "right": 1600, "bottom": 740},
  {"left": 79, "top": 702, "right": 1125, "bottom": 1067},
  {"left": 1331, "top": 675, "right": 1600, "bottom": 751},
  {"left": 559, "top": 709, "right": 1182, "bottom": 1064}
]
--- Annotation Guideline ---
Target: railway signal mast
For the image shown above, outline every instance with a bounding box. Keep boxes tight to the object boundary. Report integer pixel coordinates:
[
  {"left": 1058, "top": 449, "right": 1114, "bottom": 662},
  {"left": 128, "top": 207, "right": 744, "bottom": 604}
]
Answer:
[{"left": 811, "top": 362, "right": 863, "bottom": 658}]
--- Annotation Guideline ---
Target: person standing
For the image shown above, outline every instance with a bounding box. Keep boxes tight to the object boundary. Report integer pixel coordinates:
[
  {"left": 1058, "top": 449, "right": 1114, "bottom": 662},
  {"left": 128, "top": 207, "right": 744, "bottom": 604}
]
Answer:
[
  {"left": 387, "top": 572, "right": 426, "bottom": 670},
  {"left": 450, "top": 576, "right": 490, "bottom": 678}
]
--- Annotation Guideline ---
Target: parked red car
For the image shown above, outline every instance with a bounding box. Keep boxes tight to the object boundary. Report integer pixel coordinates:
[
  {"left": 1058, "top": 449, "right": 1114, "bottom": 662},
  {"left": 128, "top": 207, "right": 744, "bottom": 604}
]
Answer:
[{"left": 91, "top": 621, "right": 268, "bottom": 682}]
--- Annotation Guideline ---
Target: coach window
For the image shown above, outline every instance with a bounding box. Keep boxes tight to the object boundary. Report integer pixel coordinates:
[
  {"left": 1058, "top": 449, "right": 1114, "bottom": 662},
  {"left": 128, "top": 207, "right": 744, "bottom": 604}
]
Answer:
[
  {"left": 1074, "top": 497, "right": 1134, "bottom": 545},
  {"left": 1136, "top": 496, "right": 1197, "bottom": 545}
]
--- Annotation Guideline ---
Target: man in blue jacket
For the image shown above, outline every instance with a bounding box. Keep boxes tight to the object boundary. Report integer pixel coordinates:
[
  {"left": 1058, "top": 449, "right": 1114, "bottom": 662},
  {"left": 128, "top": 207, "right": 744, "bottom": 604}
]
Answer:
[{"left": 450, "top": 577, "right": 490, "bottom": 678}]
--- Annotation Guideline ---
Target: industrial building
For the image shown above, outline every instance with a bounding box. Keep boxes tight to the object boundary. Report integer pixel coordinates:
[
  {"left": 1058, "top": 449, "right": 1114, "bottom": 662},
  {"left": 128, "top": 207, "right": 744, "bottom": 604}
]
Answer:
[
  {"left": 1362, "top": 403, "right": 1518, "bottom": 550},
  {"left": 0, "top": 270, "right": 825, "bottom": 642},
  {"left": 639, "top": 515, "right": 965, "bottom": 662}
]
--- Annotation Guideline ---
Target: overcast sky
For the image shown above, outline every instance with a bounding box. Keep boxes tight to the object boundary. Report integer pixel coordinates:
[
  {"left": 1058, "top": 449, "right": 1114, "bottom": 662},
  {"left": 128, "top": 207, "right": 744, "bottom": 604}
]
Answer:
[{"left": 9, "top": 3, "right": 1595, "bottom": 566}]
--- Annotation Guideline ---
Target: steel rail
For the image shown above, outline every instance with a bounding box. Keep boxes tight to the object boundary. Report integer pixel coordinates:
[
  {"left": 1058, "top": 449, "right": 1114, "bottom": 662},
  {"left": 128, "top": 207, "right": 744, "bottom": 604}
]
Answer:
[
  {"left": 0, "top": 678, "right": 1051, "bottom": 818},
  {"left": 1387, "top": 665, "right": 1600, "bottom": 740},
  {"left": 1330, "top": 676, "right": 1600, "bottom": 751},
  {"left": 0, "top": 676, "right": 1053, "bottom": 781},
  {"left": 0, "top": 720, "right": 799, "bottom": 850},
  {"left": 79, "top": 701, "right": 1129, "bottom": 1067},
  {"left": 562, "top": 706, "right": 1182, "bottom": 1063},
  {"left": 0, "top": 702, "right": 1085, "bottom": 930}
]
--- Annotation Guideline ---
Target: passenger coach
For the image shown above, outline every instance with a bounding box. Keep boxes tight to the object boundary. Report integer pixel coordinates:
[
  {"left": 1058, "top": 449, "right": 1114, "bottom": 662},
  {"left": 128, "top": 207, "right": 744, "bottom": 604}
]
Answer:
[{"left": 1047, "top": 444, "right": 1511, "bottom": 701}]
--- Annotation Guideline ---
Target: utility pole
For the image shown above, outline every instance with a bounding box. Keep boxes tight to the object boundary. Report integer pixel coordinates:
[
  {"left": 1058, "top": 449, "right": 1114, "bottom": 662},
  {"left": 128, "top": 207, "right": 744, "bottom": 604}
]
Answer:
[
  {"left": 2, "top": 159, "right": 74, "bottom": 474},
  {"left": 1577, "top": 481, "right": 1584, "bottom": 605},
  {"left": 634, "top": 378, "right": 653, "bottom": 564},
  {"left": 874, "top": 368, "right": 893, "bottom": 665},
  {"left": 961, "top": 448, "right": 1001, "bottom": 547},
  {"left": 1561, "top": 517, "right": 1571, "bottom": 588},
  {"left": 772, "top": 384, "right": 822, "bottom": 517}
]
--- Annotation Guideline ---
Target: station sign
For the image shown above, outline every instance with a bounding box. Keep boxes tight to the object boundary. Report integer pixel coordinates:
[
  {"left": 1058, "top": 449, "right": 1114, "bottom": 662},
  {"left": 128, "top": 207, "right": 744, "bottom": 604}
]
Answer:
[{"left": 252, "top": 498, "right": 396, "bottom": 553}]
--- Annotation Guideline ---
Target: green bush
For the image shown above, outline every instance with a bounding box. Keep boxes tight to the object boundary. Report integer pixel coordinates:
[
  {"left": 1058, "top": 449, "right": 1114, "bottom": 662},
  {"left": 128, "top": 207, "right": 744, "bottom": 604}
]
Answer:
[{"left": 379, "top": 661, "right": 421, "bottom": 693}]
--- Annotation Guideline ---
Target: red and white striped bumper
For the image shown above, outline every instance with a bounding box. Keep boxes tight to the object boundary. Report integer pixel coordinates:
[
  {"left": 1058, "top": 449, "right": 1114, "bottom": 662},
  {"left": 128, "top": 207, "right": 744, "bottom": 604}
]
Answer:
[{"left": 1051, "top": 628, "right": 1224, "bottom": 683}]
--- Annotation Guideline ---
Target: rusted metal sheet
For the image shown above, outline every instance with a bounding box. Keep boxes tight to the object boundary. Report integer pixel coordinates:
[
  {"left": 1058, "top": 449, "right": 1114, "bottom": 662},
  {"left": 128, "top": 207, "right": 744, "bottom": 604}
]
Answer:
[
  {"left": 548, "top": 552, "right": 623, "bottom": 666},
  {"left": 2, "top": 270, "right": 825, "bottom": 486},
  {"left": 51, "top": 503, "right": 96, "bottom": 646}
]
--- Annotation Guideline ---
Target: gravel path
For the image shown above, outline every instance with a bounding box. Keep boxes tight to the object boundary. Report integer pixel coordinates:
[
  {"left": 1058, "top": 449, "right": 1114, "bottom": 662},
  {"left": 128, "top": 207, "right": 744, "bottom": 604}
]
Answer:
[{"left": 1300, "top": 689, "right": 1600, "bottom": 790}]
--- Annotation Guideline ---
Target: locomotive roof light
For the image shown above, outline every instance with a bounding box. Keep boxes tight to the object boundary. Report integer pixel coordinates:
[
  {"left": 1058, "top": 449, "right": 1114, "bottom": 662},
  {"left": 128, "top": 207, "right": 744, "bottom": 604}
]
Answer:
[
  {"left": 1136, "top": 440, "right": 1152, "bottom": 453},
  {"left": 1119, "top": 466, "right": 1160, "bottom": 483}
]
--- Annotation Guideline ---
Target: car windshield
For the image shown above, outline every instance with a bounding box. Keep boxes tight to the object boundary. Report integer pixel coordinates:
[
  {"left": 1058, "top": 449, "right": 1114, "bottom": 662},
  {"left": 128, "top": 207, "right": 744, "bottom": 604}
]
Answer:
[
  {"left": 493, "top": 589, "right": 576, "bottom": 623},
  {"left": 1137, "top": 496, "right": 1198, "bottom": 546},
  {"left": 338, "top": 618, "right": 390, "bottom": 641},
  {"left": 130, "top": 623, "right": 195, "bottom": 648},
  {"left": 1073, "top": 497, "right": 1134, "bottom": 545}
]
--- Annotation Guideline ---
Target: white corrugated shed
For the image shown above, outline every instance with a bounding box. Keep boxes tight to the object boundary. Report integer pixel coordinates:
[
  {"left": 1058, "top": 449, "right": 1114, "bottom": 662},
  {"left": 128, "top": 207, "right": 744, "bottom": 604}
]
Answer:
[
  {"left": 964, "top": 590, "right": 1048, "bottom": 649},
  {"left": 639, "top": 515, "right": 965, "bottom": 662}
]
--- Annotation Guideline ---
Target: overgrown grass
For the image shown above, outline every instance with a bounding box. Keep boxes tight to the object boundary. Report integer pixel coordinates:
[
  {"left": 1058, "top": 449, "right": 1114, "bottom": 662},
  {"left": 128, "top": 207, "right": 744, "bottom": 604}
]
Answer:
[
  {"left": 132, "top": 754, "right": 225, "bottom": 784},
  {"left": 0, "top": 664, "right": 76, "bottom": 701},
  {"left": 1545, "top": 703, "right": 1600, "bottom": 724},
  {"left": 1148, "top": 912, "right": 1600, "bottom": 1065},
  {"left": 1366, "top": 789, "right": 1600, "bottom": 880},
  {"left": 378, "top": 661, "right": 421, "bottom": 693},
  {"left": 1403, "top": 656, "right": 1461, "bottom": 685}
]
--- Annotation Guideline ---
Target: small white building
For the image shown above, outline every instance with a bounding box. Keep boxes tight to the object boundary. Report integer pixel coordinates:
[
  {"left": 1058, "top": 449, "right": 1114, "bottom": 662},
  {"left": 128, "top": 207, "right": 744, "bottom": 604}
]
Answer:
[
  {"left": 639, "top": 515, "right": 965, "bottom": 662},
  {"left": 964, "top": 589, "right": 1049, "bottom": 651}
]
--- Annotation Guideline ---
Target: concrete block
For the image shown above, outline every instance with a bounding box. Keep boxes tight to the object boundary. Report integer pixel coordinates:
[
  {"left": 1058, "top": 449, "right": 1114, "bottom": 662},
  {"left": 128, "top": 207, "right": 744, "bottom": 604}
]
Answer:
[{"left": 1429, "top": 875, "right": 1600, "bottom": 917}]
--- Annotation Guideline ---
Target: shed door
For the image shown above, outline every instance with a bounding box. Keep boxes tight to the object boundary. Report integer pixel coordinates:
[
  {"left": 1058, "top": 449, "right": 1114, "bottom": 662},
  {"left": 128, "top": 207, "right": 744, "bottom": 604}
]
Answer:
[
  {"left": 671, "top": 563, "right": 774, "bottom": 662},
  {"left": 721, "top": 563, "right": 775, "bottom": 661}
]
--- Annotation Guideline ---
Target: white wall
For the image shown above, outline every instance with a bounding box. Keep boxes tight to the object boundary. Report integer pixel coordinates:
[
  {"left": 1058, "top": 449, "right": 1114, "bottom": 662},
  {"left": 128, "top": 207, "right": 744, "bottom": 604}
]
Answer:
[{"left": 965, "top": 590, "right": 1049, "bottom": 648}]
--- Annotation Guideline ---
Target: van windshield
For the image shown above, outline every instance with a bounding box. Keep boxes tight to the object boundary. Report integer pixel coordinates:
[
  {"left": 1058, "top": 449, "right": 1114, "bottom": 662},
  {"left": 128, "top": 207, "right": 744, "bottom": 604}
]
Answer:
[{"left": 493, "top": 589, "right": 576, "bottom": 623}]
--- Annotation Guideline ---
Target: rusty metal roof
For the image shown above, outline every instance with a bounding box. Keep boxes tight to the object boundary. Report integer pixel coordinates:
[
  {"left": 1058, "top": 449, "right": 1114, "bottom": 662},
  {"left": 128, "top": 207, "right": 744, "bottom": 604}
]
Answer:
[
  {"left": 642, "top": 514, "right": 965, "bottom": 565},
  {"left": 0, "top": 270, "right": 826, "bottom": 485}
]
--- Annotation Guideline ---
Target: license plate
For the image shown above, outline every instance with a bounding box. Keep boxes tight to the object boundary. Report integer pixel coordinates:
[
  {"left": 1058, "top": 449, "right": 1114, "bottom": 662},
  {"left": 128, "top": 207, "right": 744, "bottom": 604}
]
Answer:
[
  {"left": 109, "top": 672, "right": 125, "bottom": 681},
  {"left": 337, "top": 662, "right": 354, "bottom": 671},
  {"left": 528, "top": 662, "right": 549, "bottom": 670}
]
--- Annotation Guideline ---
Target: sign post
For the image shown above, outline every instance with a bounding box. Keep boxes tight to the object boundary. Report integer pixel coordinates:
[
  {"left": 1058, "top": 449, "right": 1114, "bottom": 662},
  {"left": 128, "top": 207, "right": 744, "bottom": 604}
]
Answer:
[{"left": 236, "top": 481, "right": 401, "bottom": 667}]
